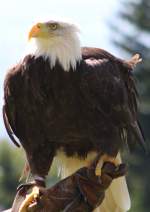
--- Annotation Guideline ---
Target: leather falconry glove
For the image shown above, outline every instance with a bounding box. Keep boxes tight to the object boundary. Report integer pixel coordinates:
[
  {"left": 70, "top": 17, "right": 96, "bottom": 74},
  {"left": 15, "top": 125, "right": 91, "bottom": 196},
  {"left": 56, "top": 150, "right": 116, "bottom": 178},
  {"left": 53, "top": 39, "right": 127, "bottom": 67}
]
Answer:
[{"left": 9, "top": 154, "right": 126, "bottom": 212}]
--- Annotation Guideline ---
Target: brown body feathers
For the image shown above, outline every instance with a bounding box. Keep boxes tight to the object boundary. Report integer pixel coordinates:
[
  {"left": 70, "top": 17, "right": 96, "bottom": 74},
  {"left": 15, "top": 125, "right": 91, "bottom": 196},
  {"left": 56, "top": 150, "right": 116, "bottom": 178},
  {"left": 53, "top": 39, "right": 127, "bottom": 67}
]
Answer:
[{"left": 3, "top": 47, "right": 145, "bottom": 178}]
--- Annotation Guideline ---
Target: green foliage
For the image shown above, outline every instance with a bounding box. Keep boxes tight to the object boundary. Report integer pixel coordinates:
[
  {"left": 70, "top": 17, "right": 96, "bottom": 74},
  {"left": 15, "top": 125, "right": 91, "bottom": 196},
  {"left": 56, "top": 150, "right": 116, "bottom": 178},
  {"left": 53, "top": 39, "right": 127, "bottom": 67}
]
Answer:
[
  {"left": 0, "top": 140, "right": 59, "bottom": 209},
  {"left": 0, "top": 140, "right": 25, "bottom": 209},
  {"left": 113, "top": 0, "right": 150, "bottom": 109},
  {"left": 113, "top": 0, "right": 150, "bottom": 211}
]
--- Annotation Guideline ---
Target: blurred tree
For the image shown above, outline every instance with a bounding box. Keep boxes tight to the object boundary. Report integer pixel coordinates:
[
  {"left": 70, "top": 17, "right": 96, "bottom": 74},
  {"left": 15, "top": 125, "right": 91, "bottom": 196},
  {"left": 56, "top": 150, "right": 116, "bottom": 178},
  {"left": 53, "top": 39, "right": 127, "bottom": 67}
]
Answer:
[
  {"left": 0, "top": 140, "right": 24, "bottom": 209},
  {"left": 112, "top": 0, "right": 150, "bottom": 211},
  {"left": 113, "top": 0, "right": 150, "bottom": 112},
  {"left": 0, "top": 141, "right": 59, "bottom": 210}
]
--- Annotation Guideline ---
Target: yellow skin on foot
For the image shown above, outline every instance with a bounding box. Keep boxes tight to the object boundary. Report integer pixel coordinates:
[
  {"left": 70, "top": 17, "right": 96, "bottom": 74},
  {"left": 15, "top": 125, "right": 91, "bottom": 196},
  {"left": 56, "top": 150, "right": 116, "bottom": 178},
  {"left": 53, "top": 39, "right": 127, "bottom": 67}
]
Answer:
[{"left": 19, "top": 186, "right": 39, "bottom": 212}]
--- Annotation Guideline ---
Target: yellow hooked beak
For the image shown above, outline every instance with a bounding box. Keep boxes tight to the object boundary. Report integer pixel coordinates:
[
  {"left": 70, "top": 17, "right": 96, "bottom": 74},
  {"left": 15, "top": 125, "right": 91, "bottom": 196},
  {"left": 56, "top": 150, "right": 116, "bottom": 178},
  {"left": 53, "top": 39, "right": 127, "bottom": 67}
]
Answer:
[
  {"left": 28, "top": 23, "right": 48, "bottom": 40},
  {"left": 28, "top": 23, "right": 41, "bottom": 40}
]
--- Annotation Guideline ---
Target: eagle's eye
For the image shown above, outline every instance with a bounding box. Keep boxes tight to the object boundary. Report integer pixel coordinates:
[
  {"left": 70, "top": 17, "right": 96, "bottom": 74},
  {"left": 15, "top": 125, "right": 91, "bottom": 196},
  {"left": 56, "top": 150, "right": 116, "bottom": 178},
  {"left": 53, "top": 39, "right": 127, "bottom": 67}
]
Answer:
[{"left": 49, "top": 23, "right": 58, "bottom": 30}]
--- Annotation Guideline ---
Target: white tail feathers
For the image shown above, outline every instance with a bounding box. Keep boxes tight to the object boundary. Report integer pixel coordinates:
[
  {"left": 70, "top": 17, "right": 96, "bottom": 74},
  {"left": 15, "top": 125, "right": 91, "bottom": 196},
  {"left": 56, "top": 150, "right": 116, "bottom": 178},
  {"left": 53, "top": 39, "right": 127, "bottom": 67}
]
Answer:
[
  {"left": 109, "top": 176, "right": 131, "bottom": 211},
  {"left": 111, "top": 153, "right": 131, "bottom": 211},
  {"left": 55, "top": 151, "right": 131, "bottom": 212}
]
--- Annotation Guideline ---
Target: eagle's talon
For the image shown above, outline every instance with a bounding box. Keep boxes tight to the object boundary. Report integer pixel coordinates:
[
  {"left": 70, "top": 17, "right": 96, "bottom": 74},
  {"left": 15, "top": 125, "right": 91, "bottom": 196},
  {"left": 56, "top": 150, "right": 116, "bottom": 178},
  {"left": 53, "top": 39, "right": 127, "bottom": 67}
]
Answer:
[{"left": 18, "top": 186, "right": 41, "bottom": 212}]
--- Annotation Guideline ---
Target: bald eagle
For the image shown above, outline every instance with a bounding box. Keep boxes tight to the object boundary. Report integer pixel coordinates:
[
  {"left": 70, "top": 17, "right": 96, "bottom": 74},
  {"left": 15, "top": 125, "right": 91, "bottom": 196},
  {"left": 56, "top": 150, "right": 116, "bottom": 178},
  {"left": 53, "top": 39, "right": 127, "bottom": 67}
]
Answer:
[{"left": 3, "top": 20, "right": 145, "bottom": 211}]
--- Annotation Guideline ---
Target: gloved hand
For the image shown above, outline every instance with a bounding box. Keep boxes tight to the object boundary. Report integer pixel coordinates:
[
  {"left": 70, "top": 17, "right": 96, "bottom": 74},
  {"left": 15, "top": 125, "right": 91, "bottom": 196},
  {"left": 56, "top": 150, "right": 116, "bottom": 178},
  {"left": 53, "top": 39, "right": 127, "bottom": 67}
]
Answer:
[{"left": 10, "top": 154, "right": 127, "bottom": 212}]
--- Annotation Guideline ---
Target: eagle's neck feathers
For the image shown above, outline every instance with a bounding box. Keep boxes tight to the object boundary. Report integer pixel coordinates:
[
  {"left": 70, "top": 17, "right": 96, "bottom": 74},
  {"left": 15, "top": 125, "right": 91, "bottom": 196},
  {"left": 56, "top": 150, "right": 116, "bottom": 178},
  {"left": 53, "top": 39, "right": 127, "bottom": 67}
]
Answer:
[{"left": 28, "top": 33, "right": 82, "bottom": 71}]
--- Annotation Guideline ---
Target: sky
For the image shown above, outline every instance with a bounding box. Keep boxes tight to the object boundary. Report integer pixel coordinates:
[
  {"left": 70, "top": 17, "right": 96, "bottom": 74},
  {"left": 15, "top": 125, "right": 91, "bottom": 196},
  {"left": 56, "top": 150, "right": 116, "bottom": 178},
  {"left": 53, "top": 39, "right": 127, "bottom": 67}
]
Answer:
[{"left": 0, "top": 0, "right": 120, "bottom": 140}]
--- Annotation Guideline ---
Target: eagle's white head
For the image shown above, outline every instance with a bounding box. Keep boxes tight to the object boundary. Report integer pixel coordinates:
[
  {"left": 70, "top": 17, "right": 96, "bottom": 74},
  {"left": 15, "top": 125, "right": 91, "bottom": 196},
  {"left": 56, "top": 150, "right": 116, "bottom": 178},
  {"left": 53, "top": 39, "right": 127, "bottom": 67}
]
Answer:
[{"left": 28, "top": 20, "right": 82, "bottom": 71}]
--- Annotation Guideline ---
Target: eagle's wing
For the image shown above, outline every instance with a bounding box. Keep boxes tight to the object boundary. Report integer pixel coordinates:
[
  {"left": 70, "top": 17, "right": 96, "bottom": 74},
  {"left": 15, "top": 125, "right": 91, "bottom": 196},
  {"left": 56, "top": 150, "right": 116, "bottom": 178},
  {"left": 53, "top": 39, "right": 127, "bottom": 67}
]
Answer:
[
  {"left": 81, "top": 47, "right": 145, "bottom": 151},
  {"left": 3, "top": 62, "right": 22, "bottom": 147},
  {"left": 3, "top": 55, "right": 41, "bottom": 148},
  {"left": 78, "top": 47, "right": 145, "bottom": 211},
  {"left": 4, "top": 55, "right": 56, "bottom": 179}
]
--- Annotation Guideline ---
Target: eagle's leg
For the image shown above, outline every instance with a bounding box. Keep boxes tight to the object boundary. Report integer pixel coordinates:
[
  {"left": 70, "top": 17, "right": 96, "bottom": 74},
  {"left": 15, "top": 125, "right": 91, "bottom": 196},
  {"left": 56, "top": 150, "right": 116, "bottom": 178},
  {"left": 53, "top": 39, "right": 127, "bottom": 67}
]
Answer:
[{"left": 18, "top": 148, "right": 54, "bottom": 212}]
